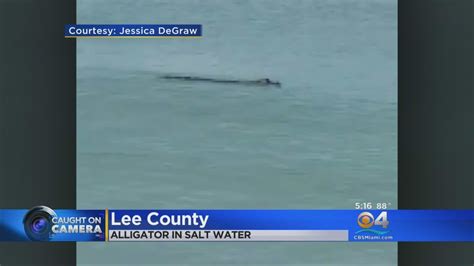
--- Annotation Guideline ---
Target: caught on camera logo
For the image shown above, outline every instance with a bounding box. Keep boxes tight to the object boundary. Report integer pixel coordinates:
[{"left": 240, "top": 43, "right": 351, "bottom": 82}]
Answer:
[
  {"left": 354, "top": 211, "right": 393, "bottom": 240},
  {"left": 22, "top": 206, "right": 104, "bottom": 241}
]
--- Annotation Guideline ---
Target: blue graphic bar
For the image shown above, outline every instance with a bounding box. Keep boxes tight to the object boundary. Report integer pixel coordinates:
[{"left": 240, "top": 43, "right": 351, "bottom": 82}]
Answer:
[
  {"left": 64, "top": 24, "right": 202, "bottom": 38},
  {"left": 1, "top": 209, "right": 472, "bottom": 242}
]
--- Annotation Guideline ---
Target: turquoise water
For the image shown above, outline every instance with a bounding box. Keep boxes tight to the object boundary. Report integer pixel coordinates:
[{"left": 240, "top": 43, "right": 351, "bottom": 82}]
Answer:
[{"left": 77, "top": 0, "right": 397, "bottom": 264}]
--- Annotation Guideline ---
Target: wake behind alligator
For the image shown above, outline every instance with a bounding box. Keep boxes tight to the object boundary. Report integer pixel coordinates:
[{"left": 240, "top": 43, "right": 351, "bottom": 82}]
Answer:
[{"left": 162, "top": 75, "right": 281, "bottom": 87}]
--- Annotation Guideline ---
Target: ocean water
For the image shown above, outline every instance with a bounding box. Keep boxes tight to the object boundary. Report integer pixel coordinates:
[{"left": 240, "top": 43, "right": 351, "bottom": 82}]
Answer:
[{"left": 77, "top": 0, "right": 397, "bottom": 264}]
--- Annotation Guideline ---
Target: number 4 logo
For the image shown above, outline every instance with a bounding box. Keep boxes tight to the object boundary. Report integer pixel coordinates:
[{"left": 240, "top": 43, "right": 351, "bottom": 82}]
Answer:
[{"left": 374, "top": 211, "right": 389, "bottom": 228}]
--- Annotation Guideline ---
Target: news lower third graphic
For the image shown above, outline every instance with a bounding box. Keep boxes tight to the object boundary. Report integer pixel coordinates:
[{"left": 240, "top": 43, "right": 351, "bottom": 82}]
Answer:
[
  {"left": 0, "top": 208, "right": 472, "bottom": 242},
  {"left": 64, "top": 24, "right": 202, "bottom": 38}
]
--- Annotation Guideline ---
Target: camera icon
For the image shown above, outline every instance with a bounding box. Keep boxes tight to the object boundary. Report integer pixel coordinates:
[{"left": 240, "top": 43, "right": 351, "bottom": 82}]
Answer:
[{"left": 23, "top": 206, "right": 57, "bottom": 241}]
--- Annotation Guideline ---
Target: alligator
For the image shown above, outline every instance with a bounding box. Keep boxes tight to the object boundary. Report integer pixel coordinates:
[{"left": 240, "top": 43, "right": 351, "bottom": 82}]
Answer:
[{"left": 162, "top": 75, "right": 281, "bottom": 87}]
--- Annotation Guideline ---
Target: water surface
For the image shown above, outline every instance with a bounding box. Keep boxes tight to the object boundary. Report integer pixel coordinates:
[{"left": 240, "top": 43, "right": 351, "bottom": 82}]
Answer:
[{"left": 77, "top": 0, "right": 397, "bottom": 264}]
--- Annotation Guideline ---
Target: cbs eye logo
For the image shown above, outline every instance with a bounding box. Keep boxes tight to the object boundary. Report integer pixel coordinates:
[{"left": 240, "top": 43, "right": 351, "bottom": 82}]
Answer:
[{"left": 357, "top": 211, "right": 389, "bottom": 229}]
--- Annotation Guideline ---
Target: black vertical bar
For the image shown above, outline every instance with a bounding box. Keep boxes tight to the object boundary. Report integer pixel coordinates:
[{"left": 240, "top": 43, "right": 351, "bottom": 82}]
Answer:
[
  {"left": 399, "top": 0, "right": 473, "bottom": 265},
  {"left": 0, "top": 0, "right": 76, "bottom": 265}
]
